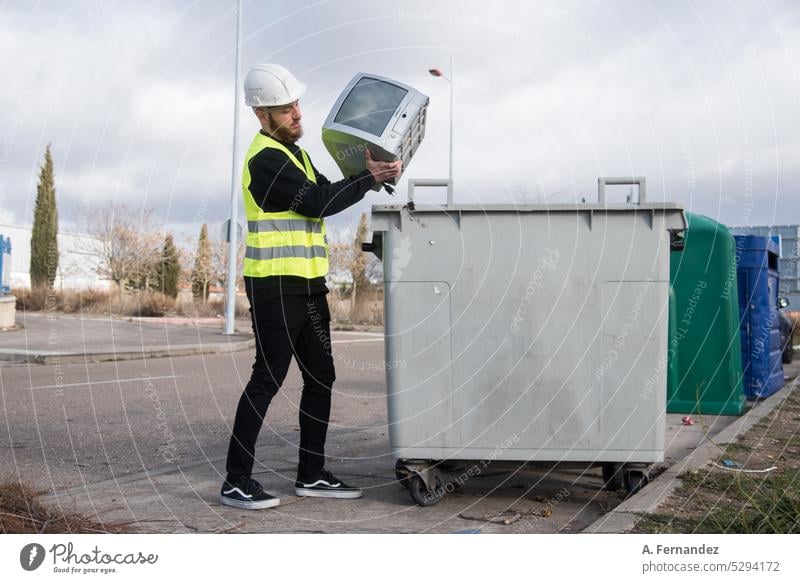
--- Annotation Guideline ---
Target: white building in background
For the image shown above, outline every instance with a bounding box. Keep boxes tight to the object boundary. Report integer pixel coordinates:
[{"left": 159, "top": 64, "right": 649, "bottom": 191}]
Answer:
[{"left": 0, "top": 223, "right": 109, "bottom": 290}]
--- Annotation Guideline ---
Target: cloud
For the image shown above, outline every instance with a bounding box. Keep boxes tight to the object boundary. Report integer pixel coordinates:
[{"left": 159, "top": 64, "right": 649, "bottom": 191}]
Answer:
[{"left": 0, "top": 0, "right": 798, "bottom": 241}]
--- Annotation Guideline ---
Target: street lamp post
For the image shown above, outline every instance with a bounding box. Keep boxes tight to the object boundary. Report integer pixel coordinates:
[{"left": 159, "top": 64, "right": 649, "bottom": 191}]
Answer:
[
  {"left": 224, "top": 0, "right": 243, "bottom": 335},
  {"left": 428, "top": 55, "right": 454, "bottom": 187}
]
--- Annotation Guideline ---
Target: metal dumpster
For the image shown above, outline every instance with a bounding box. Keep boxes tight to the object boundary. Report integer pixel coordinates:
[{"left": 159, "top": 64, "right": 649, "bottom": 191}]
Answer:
[
  {"left": 734, "top": 234, "right": 785, "bottom": 399},
  {"left": 365, "top": 178, "right": 687, "bottom": 505}
]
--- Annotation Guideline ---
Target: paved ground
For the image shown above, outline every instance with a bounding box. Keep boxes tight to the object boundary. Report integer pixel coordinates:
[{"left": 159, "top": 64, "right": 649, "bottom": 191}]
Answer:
[
  {"left": 0, "top": 312, "right": 253, "bottom": 363},
  {"left": 3, "top": 321, "right": 793, "bottom": 533}
]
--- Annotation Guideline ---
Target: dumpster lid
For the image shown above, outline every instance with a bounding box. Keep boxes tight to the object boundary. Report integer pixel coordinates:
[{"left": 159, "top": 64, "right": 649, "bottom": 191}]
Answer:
[{"left": 371, "top": 202, "right": 685, "bottom": 213}]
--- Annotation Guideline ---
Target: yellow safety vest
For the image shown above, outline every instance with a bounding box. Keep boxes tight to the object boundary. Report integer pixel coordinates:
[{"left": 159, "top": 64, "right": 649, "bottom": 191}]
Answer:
[{"left": 242, "top": 133, "right": 328, "bottom": 278}]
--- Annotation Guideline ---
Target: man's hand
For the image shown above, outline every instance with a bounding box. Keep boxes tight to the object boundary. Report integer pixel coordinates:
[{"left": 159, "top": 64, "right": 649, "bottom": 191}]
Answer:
[{"left": 365, "top": 149, "right": 402, "bottom": 185}]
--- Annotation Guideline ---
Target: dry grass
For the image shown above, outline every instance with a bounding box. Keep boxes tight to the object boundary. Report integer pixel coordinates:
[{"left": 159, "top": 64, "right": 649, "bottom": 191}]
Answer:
[
  {"left": 634, "top": 376, "right": 800, "bottom": 533},
  {"left": 13, "top": 286, "right": 376, "bottom": 324},
  {"left": 0, "top": 479, "right": 135, "bottom": 534},
  {"left": 173, "top": 298, "right": 249, "bottom": 319},
  {"left": 328, "top": 290, "right": 384, "bottom": 326},
  {"left": 12, "top": 287, "right": 249, "bottom": 319}
]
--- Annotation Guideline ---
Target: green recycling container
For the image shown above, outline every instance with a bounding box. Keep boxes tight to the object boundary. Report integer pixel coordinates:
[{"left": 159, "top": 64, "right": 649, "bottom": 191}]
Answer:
[{"left": 667, "top": 212, "right": 746, "bottom": 415}]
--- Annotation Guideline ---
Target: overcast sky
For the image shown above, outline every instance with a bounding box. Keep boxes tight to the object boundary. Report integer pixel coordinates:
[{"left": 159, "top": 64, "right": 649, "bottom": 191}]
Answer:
[{"left": 1, "top": 0, "right": 798, "bottom": 243}]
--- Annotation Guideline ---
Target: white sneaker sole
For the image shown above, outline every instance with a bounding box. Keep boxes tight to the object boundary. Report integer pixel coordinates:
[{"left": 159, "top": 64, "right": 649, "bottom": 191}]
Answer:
[
  {"left": 219, "top": 495, "right": 281, "bottom": 510},
  {"left": 295, "top": 488, "right": 363, "bottom": 499}
]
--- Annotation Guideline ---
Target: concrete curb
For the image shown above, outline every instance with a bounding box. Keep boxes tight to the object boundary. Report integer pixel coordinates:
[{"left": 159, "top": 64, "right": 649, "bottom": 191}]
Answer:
[
  {"left": 582, "top": 372, "right": 799, "bottom": 533},
  {"left": 0, "top": 338, "right": 254, "bottom": 365}
]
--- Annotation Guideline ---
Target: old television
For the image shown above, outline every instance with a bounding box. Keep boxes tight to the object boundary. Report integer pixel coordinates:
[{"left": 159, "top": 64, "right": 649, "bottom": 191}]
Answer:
[{"left": 322, "top": 73, "right": 429, "bottom": 192}]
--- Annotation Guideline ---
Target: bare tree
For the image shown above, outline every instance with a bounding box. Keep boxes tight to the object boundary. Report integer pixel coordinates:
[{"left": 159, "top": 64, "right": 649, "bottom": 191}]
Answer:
[
  {"left": 364, "top": 254, "right": 383, "bottom": 286},
  {"left": 82, "top": 203, "right": 159, "bottom": 298},
  {"left": 507, "top": 181, "right": 547, "bottom": 205},
  {"left": 350, "top": 212, "right": 371, "bottom": 312},
  {"left": 327, "top": 240, "right": 355, "bottom": 296},
  {"left": 209, "top": 234, "right": 245, "bottom": 291}
]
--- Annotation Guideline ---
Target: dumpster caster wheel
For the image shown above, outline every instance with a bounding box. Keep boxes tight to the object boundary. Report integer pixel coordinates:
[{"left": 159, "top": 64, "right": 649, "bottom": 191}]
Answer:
[
  {"left": 602, "top": 463, "right": 624, "bottom": 491},
  {"left": 624, "top": 470, "right": 649, "bottom": 497},
  {"left": 395, "top": 460, "right": 410, "bottom": 489},
  {"left": 409, "top": 474, "right": 445, "bottom": 507}
]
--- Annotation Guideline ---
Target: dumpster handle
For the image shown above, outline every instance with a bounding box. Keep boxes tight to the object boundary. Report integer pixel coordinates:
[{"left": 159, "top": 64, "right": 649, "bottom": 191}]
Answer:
[
  {"left": 408, "top": 178, "right": 453, "bottom": 207},
  {"left": 597, "top": 177, "right": 646, "bottom": 204}
]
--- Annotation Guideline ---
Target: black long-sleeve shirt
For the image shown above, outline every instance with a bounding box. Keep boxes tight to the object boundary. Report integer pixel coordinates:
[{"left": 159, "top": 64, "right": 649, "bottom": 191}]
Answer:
[{"left": 244, "top": 131, "right": 376, "bottom": 296}]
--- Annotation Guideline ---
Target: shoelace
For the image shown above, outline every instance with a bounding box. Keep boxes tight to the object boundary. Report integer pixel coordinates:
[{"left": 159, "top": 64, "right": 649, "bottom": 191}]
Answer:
[
  {"left": 320, "top": 470, "right": 339, "bottom": 485},
  {"left": 245, "top": 478, "right": 263, "bottom": 496}
]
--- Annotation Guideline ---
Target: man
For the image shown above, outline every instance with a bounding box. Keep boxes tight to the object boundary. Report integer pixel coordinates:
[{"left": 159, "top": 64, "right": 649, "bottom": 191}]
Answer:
[{"left": 220, "top": 63, "right": 401, "bottom": 510}]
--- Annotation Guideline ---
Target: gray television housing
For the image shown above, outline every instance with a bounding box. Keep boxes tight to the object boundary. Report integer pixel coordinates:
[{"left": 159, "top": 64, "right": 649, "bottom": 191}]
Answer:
[{"left": 322, "top": 73, "right": 429, "bottom": 191}]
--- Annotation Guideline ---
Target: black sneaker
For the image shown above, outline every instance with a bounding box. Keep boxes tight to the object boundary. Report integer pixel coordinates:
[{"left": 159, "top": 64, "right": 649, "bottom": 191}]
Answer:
[
  {"left": 220, "top": 476, "right": 280, "bottom": 509},
  {"left": 295, "top": 469, "right": 363, "bottom": 499}
]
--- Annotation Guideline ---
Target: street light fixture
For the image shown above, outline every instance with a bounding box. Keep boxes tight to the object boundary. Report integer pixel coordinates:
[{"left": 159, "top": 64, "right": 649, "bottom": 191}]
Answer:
[{"left": 428, "top": 56, "right": 454, "bottom": 187}]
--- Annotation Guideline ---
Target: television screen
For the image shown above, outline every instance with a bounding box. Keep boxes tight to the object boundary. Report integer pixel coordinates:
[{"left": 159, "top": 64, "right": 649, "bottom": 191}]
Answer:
[{"left": 334, "top": 77, "right": 408, "bottom": 136}]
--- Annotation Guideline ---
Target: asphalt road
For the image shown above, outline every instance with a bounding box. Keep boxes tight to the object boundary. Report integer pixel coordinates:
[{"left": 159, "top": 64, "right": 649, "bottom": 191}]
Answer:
[
  {"left": 1, "top": 331, "right": 619, "bottom": 533},
  {"left": 0, "top": 330, "right": 388, "bottom": 488}
]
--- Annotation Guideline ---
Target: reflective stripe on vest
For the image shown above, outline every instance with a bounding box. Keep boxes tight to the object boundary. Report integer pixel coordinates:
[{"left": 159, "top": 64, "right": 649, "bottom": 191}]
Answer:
[
  {"left": 245, "top": 245, "right": 328, "bottom": 260},
  {"left": 247, "top": 219, "right": 323, "bottom": 234},
  {"left": 241, "top": 133, "right": 328, "bottom": 278}
]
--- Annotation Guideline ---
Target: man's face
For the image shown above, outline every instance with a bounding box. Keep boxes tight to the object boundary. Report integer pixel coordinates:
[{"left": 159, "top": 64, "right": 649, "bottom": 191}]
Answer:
[{"left": 259, "top": 101, "right": 303, "bottom": 143}]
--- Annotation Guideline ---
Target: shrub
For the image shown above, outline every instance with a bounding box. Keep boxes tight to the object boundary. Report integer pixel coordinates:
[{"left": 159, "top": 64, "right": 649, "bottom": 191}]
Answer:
[
  {"left": 125, "top": 291, "right": 175, "bottom": 317},
  {"left": 328, "top": 290, "right": 384, "bottom": 326},
  {"left": 13, "top": 287, "right": 62, "bottom": 311},
  {"left": 62, "top": 288, "right": 112, "bottom": 314}
]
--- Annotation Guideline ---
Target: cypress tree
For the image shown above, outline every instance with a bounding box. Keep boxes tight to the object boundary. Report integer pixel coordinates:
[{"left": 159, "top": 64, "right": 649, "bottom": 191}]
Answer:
[
  {"left": 156, "top": 233, "right": 180, "bottom": 298},
  {"left": 191, "top": 224, "right": 212, "bottom": 301},
  {"left": 30, "top": 144, "right": 59, "bottom": 288}
]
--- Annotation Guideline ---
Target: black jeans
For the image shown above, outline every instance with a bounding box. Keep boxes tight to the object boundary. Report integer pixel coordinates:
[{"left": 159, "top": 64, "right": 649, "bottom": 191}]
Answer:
[{"left": 225, "top": 288, "right": 335, "bottom": 482}]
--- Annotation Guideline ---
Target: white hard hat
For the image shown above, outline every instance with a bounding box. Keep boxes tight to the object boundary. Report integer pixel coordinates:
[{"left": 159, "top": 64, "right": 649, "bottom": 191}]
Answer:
[{"left": 244, "top": 63, "right": 307, "bottom": 107}]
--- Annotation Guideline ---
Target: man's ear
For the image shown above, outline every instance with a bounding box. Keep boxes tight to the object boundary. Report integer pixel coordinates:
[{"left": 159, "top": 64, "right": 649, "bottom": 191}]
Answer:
[{"left": 254, "top": 107, "right": 268, "bottom": 128}]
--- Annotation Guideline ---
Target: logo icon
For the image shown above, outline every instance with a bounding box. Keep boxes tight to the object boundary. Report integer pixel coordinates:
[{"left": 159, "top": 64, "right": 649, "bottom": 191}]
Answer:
[{"left": 20, "top": 543, "right": 46, "bottom": 571}]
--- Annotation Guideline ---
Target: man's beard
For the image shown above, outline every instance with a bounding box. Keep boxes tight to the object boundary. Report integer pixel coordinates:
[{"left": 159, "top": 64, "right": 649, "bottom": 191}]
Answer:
[{"left": 270, "top": 121, "right": 303, "bottom": 143}]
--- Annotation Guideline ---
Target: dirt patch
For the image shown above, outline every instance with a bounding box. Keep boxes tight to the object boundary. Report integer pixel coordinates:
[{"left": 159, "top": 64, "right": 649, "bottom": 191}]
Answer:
[{"left": 634, "top": 377, "right": 800, "bottom": 533}]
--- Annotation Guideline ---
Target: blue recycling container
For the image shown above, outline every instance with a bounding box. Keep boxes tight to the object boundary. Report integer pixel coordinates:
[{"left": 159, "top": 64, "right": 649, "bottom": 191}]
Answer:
[
  {"left": 734, "top": 234, "right": 784, "bottom": 399},
  {"left": 0, "top": 235, "right": 11, "bottom": 295}
]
